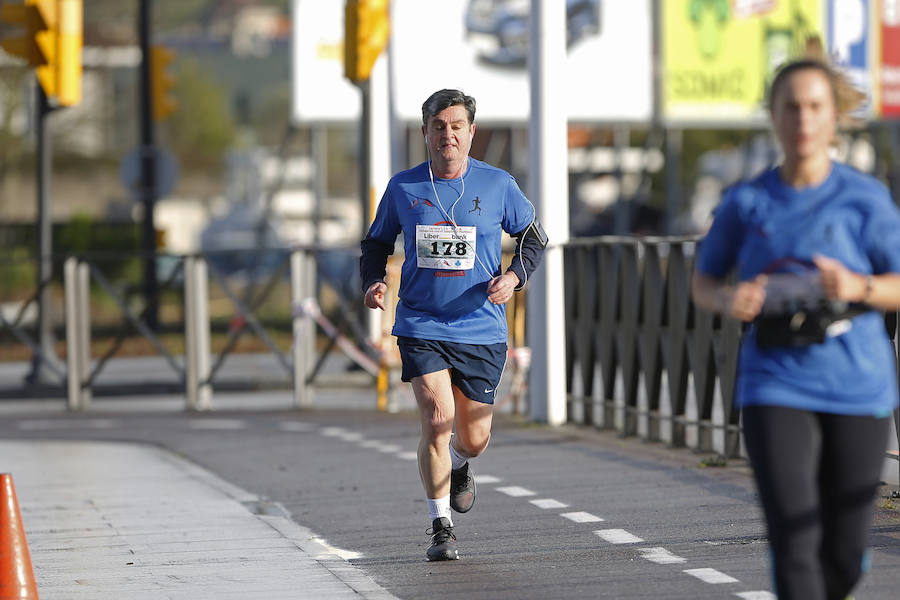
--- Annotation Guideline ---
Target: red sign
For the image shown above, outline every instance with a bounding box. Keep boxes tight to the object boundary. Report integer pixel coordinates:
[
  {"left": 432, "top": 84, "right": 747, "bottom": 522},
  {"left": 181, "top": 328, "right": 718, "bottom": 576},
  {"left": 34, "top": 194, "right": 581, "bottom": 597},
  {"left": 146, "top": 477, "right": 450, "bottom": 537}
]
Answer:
[{"left": 882, "top": 0, "right": 900, "bottom": 116}]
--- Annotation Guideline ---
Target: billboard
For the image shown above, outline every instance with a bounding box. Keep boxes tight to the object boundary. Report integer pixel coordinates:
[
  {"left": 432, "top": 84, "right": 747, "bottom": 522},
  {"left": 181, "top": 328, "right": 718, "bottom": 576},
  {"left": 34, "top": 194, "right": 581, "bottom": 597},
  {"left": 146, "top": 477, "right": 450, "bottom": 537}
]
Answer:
[
  {"left": 292, "top": 0, "right": 653, "bottom": 123},
  {"left": 880, "top": 0, "right": 900, "bottom": 116},
  {"left": 663, "top": 0, "right": 825, "bottom": 124},
  {"left": 391, "top": 0, "right": 652, "bottom": 123}
]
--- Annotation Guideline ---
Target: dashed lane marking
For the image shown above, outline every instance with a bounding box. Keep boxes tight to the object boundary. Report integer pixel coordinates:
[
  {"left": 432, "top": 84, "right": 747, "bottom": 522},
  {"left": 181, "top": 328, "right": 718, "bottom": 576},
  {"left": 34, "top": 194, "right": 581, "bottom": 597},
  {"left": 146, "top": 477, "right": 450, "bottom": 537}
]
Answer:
[
  {"left": 530, "top": 498, "right": 569, "bottom": 509},
  {"left": 16, "top": 419, "right": 119, "bottom": 430},
  {"left": 373, "top": 443, "right": 402, "bottom": 453},
  {"left": 320, "top": 426, "right": 348, "bottom": 437},
  {"left": 336, "top": 432, "right": 365, "bottom": 442},
  {"left": 734, "top": 592, "right": 776, "bottom": 599},
  {"left": 496, "top": 486, "right": 536, "bottom": 497},
  {"left": 187, "top": 419, "right": 246, "bottom": 430},
  {"left": 278, "top": 421, "right": 316, "bottom": 432},
  {"left": 595, "top": 529, "right": 644, "bottom": 544},
  {"left": 638, "top": 547, "right": 687, "bottom": 564},
  {"left": 396, "top": 451, "right": 418, "bottom": 461},
  {"left": 560, "top": 511, "right": 604, "bottom": 523},
  {"left": 473, "top": 474, "right": 502, "bottom": 484},
  {"left": 684, "top": 568, "right": 739, "bottom": 584}
]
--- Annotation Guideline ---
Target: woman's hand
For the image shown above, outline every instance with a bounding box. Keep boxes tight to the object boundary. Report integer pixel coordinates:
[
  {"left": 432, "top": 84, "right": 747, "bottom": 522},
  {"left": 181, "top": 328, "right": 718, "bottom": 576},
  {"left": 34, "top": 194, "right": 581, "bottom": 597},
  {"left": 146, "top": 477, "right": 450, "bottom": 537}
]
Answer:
[
  {"left": 727, "top": 274, "right": 768, "bottom": 322},
  {"left": 692, "top": 272, "right": 766, "bottom": 322},
  {"left": 813, "top": 254, "right": 868, "bottom": 303}
]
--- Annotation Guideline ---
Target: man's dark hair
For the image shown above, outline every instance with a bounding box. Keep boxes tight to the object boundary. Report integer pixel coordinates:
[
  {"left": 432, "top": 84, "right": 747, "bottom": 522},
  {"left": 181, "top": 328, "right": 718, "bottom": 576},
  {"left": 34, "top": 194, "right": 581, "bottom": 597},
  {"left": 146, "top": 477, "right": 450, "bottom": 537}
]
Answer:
[{"left": 422, "top": 89, "right": 476, "bottom": 126}]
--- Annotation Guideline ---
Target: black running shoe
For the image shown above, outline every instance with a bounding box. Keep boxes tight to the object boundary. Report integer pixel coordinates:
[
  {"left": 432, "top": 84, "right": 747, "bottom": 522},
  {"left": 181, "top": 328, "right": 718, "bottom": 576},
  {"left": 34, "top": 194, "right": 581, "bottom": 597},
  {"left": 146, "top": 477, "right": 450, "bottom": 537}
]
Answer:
[
  {"left": 426, "top": 517, "right": 459, "bottom": 561},
  {"left": 450, "top": 462, "right": 476, "bottom": 513}
]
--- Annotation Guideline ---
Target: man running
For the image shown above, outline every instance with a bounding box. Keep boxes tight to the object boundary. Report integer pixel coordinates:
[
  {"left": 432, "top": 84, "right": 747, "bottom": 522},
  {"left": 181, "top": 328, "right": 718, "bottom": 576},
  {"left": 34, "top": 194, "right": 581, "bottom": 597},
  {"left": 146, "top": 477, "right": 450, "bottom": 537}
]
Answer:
[{"left": 360, "top": 89, "right": 547, "bottom": 561}]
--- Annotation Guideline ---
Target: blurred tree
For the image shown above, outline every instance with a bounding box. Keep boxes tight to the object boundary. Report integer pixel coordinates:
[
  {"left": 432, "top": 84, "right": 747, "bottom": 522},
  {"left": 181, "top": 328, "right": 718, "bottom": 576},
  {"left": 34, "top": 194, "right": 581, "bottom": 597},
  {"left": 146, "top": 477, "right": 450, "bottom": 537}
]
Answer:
[
  {"left": 0, "top": 68, "right": 31, "bottom": 213},
  {"left": 158, "top": 57, "right": 236, "bottom": 169}
]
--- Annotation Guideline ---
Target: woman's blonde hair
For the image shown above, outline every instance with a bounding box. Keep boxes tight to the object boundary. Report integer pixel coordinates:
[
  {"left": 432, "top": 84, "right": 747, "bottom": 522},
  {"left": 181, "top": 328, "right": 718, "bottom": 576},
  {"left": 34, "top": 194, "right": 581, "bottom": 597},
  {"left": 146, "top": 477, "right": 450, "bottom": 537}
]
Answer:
[{"left": 767, "top": 36, "right": 866, "bottom": 127}]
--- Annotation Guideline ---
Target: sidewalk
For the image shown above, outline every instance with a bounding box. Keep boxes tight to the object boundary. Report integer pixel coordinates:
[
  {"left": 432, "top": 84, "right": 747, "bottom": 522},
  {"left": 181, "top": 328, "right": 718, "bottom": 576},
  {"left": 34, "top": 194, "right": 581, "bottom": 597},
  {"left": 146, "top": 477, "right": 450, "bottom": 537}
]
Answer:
[{"left": 0, "top": 440, "right": 398, "bottom": 600}]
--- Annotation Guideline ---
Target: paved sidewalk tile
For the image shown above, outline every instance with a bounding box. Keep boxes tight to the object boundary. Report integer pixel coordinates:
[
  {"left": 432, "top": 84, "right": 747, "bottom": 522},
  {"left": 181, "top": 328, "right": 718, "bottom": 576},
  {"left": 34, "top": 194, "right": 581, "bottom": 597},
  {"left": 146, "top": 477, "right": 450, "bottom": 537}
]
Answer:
[{"left": 0, "top": 440, "right": 397, "bottom": 600}]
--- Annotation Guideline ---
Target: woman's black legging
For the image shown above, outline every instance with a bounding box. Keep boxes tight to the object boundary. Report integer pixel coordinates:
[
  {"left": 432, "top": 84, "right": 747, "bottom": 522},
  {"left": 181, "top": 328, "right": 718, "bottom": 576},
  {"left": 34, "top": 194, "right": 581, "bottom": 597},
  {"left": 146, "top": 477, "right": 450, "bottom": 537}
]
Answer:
[{"left": 742, "top": 405, "right": 890, "bottom": 600}]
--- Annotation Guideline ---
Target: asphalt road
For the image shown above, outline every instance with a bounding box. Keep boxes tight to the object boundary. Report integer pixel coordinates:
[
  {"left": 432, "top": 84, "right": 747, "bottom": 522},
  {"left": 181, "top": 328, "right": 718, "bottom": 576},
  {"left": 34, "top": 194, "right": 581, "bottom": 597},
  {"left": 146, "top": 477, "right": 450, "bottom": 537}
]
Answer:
[{"left": 0, "top": 403, "right": 898, "bottom": 599}]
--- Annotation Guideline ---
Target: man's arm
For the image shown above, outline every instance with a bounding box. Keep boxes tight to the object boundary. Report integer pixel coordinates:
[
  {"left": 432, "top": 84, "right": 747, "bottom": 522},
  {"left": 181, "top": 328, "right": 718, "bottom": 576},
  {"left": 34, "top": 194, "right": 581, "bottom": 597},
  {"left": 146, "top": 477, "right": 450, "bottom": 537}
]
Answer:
[
  {"left": 506, "top": 220, "right": 548, "bottom": 291},
  {"left": 359, "top": 235, "right": 394, "bottom": 294}
]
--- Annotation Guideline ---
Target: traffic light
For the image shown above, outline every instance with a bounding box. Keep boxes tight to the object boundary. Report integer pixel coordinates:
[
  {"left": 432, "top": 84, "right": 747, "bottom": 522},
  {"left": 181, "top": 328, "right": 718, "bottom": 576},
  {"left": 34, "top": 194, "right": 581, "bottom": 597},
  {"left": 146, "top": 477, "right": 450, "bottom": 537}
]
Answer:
[
  {"left": 0, "top": 0, "right": 82, "bottom": 106},
  {"left": 150, "top": 44, "right": 177, "bottom": 121},
  {"left": 56, "top": 0, "right": 82, "bottom": 106},
  {"left": 344, "top": 0, "right": 390, "bottom": 83}
]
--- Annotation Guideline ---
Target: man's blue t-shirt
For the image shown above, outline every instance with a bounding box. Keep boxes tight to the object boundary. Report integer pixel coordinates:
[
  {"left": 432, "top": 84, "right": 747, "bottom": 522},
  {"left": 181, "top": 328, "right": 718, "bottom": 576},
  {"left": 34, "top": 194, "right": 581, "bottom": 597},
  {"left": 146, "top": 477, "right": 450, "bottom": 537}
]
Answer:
[
  {"left": 696, "top": 162, "right": 900, "bottom": 416},
  {"left": 366, "top": 158, "right": 534, "bottom": 345}
]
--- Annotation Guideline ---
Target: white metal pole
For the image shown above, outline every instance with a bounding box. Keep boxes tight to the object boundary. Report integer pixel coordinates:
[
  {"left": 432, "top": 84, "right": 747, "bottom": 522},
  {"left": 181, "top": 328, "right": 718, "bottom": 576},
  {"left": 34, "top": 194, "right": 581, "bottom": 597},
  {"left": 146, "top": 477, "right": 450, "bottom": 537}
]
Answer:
[
  {"left": 76, "top": 261, "right": 91, "bottom": 409},
  {"left": 527, "top": 0, "right": 569, "bottom": 425},
  {"left": 366, "top": 42, "right": 391, "bottom": 346},
  {"left": 291, "top": 249, "right": 315, "bottom": 408},
  {"left": 194, "top": 257, "right": 212, "bottom": 410},
  {"left": 64, "top": 257, "right": 80, "bottom": 410}
]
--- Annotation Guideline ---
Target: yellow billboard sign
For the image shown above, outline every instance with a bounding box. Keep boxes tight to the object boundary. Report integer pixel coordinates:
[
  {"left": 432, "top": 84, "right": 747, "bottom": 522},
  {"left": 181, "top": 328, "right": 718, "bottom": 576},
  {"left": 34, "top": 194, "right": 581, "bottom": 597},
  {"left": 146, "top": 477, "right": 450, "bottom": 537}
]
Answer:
[{"left": 663, "top": 0, "right": 824, "bottom": 123}]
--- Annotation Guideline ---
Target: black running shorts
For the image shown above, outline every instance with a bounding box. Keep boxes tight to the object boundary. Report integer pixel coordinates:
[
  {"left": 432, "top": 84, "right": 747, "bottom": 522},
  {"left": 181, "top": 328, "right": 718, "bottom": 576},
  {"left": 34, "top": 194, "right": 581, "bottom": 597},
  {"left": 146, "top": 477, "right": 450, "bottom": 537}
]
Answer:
[{"left": 396, "top": 336, "right": 507, "bottom": 404}]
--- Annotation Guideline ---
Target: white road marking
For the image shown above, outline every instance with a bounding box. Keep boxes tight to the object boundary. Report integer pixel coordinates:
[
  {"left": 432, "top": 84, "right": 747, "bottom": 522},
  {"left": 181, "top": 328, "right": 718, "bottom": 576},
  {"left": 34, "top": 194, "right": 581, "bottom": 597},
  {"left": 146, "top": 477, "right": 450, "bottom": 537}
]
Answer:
[
  {"left": 595, "top": 529, "right": 644, "bottom": 544},
  {"left": 734, "top": 593, "right": 776, "bottom": 600},
  {"left": 187, "top": 419, "right": 245, "bottom": 430},
  {"left": 395, "top": 451, "right": 418, "bottom": 461},
  {"left": 309, "top": 535, "right": 362, "bottom": 561},
  {"left": 560, "top": 511, "right": 604, "bottom": 523},
  {"left": 278, "top": 421, "right": 315, "bottom": 432},
  {"left": 530, "top": 498, "right": 569, "bottom": 509},
  {"left": 496, "top": 486, "right": 536, "bottom": 497},
  {"left": 17, "top": 419, "right": 118, "bottom": 430},
  {"left": 474, "top": 474, "right": 502, "bottom": 484},
  {"left": 320, "top": 426, "right": 348, "bottom": 437},
  {"left": 684, "top": 568, "right": 739, "bottom": 584},
  {"left": 358, "top": 439, "right": 393, "bottom": 450},
  {"left": 336, "top": 432, "right": 364, "bottom": 442},
  {"left": 638, "top": 547, "right": 687, "bottom": 564},
  {"left": 373, "top": 443, "right": 401, "bottom": 453}
]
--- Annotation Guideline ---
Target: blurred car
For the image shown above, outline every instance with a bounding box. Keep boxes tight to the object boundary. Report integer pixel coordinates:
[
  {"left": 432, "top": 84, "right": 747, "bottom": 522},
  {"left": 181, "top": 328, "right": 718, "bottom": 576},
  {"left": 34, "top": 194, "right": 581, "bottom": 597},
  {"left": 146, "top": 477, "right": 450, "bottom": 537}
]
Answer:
[{"left": 465, "top": 0, "right": 602, "bottom": 66}]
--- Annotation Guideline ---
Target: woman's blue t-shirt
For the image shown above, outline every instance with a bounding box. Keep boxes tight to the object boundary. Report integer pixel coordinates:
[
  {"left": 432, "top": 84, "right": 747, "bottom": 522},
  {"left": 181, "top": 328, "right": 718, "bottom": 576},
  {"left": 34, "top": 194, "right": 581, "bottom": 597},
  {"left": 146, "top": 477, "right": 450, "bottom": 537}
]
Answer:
[
  {"left": 696, "top": 162, "right": 900, "bottom": 416},
  {"left": 366, "top": 158, "right": 534, "bottom": 345}
]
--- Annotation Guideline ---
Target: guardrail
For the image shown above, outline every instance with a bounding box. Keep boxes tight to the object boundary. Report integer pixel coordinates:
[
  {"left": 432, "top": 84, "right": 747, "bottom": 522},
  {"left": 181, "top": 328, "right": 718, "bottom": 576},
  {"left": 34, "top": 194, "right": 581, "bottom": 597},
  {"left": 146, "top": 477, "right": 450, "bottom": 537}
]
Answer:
[
  {"left": 562, "top": 236, "right": 900, "bottom": 485},
  {"left": 61, "top": 249, "right": 327, "bottom": 410}
]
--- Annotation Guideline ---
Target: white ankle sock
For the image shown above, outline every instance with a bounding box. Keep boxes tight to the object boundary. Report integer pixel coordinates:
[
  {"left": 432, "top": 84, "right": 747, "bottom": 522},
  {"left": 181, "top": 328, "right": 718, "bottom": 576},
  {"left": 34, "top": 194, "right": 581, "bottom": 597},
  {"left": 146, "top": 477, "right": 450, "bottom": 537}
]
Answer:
[
  {"left": 427, "top": 496, "right": 452, "bottom": 525},
  {"left": 448, "top": 442, "right": 468, "bottom": 471}
]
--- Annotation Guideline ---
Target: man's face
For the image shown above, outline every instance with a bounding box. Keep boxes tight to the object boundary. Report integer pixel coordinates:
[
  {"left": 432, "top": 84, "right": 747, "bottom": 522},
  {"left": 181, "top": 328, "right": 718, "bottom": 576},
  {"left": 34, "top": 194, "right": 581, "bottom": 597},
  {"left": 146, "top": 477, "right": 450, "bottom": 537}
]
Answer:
[{"left": 423, "top": 104, "right": 475, "bottom": 166}]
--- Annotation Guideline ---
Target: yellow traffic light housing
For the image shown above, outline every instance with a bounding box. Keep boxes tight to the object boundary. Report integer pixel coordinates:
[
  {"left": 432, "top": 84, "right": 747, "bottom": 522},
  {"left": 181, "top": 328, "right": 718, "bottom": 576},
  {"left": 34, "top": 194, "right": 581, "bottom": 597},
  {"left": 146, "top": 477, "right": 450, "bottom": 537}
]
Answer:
[
  {"left": 0, "top": 0, "right": 82, "bottom": 106},
  {"left": 344, "top": 0, "right": 390, "bottom": 83},
  {"left": 150, "top": 44, "right": 177, "bottom": 121},
  {"left": 56, "top": 0, "right": 82, "bottom": 106}
]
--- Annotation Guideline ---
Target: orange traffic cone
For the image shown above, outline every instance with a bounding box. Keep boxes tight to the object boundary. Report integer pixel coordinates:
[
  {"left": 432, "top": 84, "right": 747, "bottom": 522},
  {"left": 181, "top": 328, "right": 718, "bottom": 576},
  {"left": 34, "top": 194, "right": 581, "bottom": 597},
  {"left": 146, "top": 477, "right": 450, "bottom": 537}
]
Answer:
[{"left": 0, "top": 473, "right": 38, "bottom": 599}]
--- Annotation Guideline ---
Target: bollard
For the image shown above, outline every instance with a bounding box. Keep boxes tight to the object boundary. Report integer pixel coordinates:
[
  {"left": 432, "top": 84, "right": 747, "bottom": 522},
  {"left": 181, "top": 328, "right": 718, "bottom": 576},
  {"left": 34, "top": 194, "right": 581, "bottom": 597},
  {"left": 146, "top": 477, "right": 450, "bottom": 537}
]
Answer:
[
  {"left": 184, "top": 255, "right": 212, "bottom": 411},
  {"left": 64, "top": 257, "right": 91, "bottom": 410},
  {"left": 291, "top": 249, "right": 316, "bottom": 408}
]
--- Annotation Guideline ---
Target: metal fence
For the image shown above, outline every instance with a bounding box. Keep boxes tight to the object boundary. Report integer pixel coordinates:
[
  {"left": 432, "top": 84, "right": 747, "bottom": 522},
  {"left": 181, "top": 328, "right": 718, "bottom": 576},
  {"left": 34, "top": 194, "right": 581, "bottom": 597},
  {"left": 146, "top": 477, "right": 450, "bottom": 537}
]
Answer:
[
  {"left": 562, "top": 236, "right": 900, "bottom": 479},
  {"left": 0, "top": 246, "right": 381, "bottom": 405}
]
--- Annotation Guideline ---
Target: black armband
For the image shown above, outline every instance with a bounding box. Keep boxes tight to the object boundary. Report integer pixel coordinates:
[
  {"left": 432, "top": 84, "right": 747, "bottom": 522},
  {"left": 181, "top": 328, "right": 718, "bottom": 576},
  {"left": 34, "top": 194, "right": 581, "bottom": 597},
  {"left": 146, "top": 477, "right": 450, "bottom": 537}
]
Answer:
[{"left": 508, "top": 219, "right": 548, "bottom": 290}]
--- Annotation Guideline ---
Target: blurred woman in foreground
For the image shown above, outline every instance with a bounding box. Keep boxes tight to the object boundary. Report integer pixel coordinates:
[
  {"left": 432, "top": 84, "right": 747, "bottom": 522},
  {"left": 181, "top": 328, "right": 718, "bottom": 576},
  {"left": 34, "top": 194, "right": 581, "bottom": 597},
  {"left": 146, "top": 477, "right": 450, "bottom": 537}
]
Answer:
[{"left": 692, "top": 53, "right": 900, "bottom": 599}]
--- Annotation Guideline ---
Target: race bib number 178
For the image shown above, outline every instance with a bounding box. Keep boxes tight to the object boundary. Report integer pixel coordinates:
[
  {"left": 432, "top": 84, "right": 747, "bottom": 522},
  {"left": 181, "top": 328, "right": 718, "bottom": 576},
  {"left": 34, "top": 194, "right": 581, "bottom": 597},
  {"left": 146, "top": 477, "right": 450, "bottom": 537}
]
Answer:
[{"left": 415, "top": 224, "right": 476, "bottom": 270}]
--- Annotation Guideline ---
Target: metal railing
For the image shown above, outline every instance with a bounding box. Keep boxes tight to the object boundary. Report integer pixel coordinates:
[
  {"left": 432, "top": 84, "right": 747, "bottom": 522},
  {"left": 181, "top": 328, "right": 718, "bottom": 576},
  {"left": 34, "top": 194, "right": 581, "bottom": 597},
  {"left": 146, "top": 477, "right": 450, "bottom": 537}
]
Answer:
[{"left": 562, "top": 236, "right": 900, "bottom": 483}]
